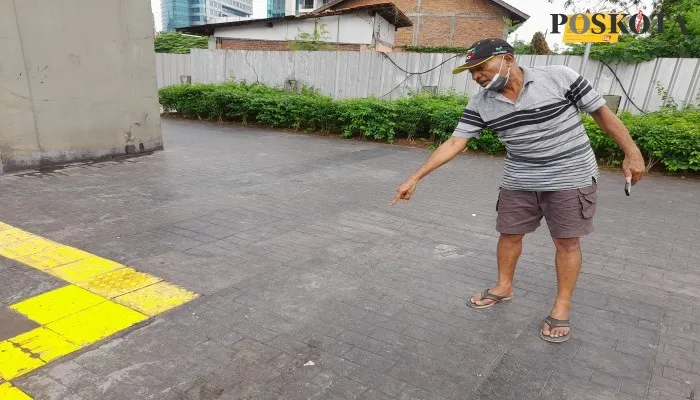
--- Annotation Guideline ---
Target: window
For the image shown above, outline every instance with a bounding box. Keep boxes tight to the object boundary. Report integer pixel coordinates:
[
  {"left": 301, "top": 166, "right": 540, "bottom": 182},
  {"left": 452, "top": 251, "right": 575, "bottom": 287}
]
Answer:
[{"left": 301, "top": 0, "right": 313, "bottom": 8}]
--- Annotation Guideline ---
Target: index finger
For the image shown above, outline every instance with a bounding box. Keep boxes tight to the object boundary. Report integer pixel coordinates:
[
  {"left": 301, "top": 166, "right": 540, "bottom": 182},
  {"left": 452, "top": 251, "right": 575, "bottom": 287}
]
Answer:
[{"left": 390, "top": 193, "right": 401, "bottom": 206}]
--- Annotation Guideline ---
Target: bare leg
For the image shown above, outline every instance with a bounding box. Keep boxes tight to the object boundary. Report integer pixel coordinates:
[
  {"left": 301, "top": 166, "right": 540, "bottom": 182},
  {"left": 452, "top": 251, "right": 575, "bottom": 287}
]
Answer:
[
  {"left": 470, "top": 233, "right": 524, "bottom": 306},
  {"left": 542, "top": 237, "right": 582, "bottom": 338}
]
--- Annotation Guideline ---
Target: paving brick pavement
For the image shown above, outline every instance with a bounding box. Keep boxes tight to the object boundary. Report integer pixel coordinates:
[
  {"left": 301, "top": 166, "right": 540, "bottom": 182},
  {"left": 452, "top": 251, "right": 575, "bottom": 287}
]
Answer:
[{"left": 1, "top": 118, "right": 699, "bottom": 399}]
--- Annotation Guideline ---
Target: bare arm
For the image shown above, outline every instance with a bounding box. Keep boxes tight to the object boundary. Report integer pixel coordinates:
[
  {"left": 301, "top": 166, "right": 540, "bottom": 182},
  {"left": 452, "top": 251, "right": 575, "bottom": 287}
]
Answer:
[
  {"left": 410, "top": 137, "right": 469, "bottom": 181},
  {"left": 589, "top": 105, "right": 645, "bottom": 184},
  {"left": 390, "top": 137, "right": 468, "bottom": 205}
]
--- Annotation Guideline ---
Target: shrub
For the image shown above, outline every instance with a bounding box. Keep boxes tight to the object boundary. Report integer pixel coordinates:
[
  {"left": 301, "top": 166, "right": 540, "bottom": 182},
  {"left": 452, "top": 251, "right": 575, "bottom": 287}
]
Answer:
[
  {"left": 468, "top": 130, "right": 506, "bottom": 154},
  {"left": 425, "top": 96, "right": 469, "bottom": 143},
  {"left": 583, "top": 108, "right": 700, "bottom": 171},
  {"left": 394, "top": 93, "right": 468, "bottom": 142},
  {"left": 335, "top": 98, "right": 399, "bottom": 142},
  {"left": 159, "top": 84, "right": 217, "bottom": 118}
]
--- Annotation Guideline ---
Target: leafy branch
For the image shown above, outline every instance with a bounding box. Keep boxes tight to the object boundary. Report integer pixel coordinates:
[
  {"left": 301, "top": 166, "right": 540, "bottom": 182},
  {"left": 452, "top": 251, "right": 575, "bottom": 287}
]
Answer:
[
  {"left": 289, "top": 20, "right": 334, "bottom": 51},
  {"left": 154, "top": 32, "right": 208, "bottom": 54}
]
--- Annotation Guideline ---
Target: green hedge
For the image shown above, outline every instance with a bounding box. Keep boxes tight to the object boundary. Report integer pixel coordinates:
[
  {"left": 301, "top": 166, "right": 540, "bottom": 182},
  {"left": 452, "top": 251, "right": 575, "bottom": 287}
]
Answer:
[
  {"left": 159, "top": 82, "right": 700, "bottom": 172},
  {"left": 159, "top": 82, "right": 473, "bottom": 144},
  {"left": 583, "top": 108, "right": 700, "bottom": 172}
]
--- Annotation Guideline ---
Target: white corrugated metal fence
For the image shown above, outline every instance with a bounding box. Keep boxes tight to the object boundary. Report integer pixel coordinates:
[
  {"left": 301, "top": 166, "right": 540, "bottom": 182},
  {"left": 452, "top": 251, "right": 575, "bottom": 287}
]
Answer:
[{"left": 156, "top": 50, "right": 700, "bottom": 114}]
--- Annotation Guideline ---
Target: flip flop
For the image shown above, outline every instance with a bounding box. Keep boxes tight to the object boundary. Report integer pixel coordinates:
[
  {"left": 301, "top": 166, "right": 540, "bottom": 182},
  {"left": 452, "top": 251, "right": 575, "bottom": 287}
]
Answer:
[
  {"left": 540, "top": 316, "right": 571, "bottom": 343},
  {"left": 467, "top": 289, "right": 513, "bottom": 309}
]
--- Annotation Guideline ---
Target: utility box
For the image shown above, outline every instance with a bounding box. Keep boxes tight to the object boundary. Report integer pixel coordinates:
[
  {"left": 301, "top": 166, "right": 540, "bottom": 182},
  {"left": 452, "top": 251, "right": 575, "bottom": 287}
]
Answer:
[{"left": 603, "top": 95, "right": 622, "bottom": 114}]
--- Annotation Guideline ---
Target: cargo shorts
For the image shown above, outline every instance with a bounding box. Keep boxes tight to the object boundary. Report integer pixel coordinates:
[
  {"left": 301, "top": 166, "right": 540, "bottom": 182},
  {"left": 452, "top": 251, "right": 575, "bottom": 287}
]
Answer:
[{"left": 495, "top": 178, "right": 597, "bottom": 238}]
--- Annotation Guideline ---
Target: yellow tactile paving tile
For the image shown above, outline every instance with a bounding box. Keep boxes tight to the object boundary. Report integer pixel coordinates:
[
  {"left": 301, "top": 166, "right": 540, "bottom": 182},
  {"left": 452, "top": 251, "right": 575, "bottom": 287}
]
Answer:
[
  {"left": 79, "top": 267, "right": 162, "bottom": 299},
  {"left": 0, "top": 340, "right": 45, "bottom": 380},
  {"left": 0, "top": 221, "right": 199, "bottom": 397},
  {"left": 9, "top": 328, "right": 81, "bottom": 364},
  {"left": 0, "top": 229, "right": 37, "bottom": 247},
  {"left": 0, "top": 327, "right": 82, "bottom": 381},
  {"left": 44, "top": 301, "right": 147, "bottom": 347},
  {"left": 0, "top": 382, "right": 33, "bottom": 400},
  {"left": 11, "top": 285, "right": 106, "bottom": 325},
  {"left": 16, "top": 246, "right": 92, "bottom": 271},
  {"left": 46, "top": 255, "right": 124, "bottom": 283},
  {"left": 115, "top": 281, "right": 199, "bottom": 316},
  {"left": 0, "top": 237, "right": 60, "bottom": 259}
]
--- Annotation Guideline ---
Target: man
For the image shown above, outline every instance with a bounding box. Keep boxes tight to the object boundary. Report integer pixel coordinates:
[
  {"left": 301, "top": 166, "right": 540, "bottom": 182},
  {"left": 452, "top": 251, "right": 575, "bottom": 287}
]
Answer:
[{"left": 390, "top": 38, "right": 645, "bottom": 343}]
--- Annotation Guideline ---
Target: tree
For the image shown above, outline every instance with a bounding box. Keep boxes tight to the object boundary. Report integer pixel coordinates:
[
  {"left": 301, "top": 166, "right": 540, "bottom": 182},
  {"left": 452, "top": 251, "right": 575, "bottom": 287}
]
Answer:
[
  {"left": 511, "top": 40, "right": 532, "bottom": 54},
  {"left": 503, "top": 17, "right": 524, "bottom": 35},
  {"left": 530, "top": 32, "right": 551, "bottom": 54},
  {"left": 154, "top": 32, "right": 208, "bottom": 54},
  {"left": 289, "top": 20, "right": 334, "bottom": 51}
]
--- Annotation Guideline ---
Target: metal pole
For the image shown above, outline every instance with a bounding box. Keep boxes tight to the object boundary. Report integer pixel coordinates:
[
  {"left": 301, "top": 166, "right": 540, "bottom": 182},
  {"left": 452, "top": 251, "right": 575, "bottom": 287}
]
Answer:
[{"left": 580, "top": 42, "right": 592, "bottom": 76}]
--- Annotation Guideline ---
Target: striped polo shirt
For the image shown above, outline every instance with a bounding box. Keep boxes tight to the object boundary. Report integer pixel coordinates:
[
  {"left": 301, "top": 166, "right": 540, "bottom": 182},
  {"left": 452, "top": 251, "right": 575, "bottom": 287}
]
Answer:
[{"left": 452, "top": 65, "right": 607, "bottom": 191}]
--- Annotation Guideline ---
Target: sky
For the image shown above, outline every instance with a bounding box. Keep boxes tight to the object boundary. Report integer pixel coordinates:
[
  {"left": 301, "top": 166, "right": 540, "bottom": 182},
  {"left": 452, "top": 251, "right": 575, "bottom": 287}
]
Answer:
[{"left": 150, "top": 0, "right": 655, "bottom": 49}]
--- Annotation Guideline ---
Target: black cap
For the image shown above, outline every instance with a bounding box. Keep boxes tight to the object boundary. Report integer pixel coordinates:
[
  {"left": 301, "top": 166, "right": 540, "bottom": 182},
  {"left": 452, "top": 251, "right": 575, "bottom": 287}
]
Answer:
[{"left": 452, "top": 38, "right": 514, "bottom": 74}]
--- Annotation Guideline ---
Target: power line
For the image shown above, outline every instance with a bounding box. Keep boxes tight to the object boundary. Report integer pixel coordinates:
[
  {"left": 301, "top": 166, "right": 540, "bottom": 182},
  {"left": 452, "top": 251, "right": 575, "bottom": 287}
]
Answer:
[
  {"left": 379, "top": 52, "right": 462, "bottom": 98},
  {"left": 380, "top": 52, "right": 460, "bottom": 75},
  {"left": 601, "top": 61, "right": 647, "bottom": 114},
  {"left": 381, "top": 74, "right": 413, "bottom": 99}
]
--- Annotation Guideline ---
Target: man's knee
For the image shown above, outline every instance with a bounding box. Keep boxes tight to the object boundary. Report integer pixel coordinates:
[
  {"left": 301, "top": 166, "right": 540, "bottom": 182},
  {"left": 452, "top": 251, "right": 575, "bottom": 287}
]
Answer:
[
  {"left": 552, "top": 237, "right": 580, "bottom": 252},
  {"left": 500, "top": 233, "right": 525, "bottom": 244}
]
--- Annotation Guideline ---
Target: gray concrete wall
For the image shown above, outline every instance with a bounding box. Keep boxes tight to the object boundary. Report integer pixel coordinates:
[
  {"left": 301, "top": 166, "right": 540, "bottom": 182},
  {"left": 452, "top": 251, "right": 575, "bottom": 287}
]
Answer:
[{"left": 0, "top": 0, "right": 163, "bottom": 173}]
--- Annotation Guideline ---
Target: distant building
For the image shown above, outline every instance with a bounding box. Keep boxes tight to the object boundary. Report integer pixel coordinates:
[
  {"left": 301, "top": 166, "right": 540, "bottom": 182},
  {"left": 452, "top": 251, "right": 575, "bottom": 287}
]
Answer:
[
  {"left": 315, "top": 0, "right": 529, "bottom": 48},
  {"left": 162, "top": 0, "right": 254, "bottom": 32},
  {"left": 267, "top": 0, "right": 286, "bottom": 18},
  {"left": 180, "top": 3, "right": 411, "bottom": 52},
  {"left": 267, "top": 0, "right": 332, "bottom": 18},
  {"left": 260, "top": 0, "right": 527, "bottom": 49}
]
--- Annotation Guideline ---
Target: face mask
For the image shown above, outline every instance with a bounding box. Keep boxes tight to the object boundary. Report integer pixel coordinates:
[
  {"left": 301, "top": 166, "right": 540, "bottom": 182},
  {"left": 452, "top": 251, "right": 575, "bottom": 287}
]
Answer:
[{"left": 484, "top": 56, "right": 510, "bottom": 91}]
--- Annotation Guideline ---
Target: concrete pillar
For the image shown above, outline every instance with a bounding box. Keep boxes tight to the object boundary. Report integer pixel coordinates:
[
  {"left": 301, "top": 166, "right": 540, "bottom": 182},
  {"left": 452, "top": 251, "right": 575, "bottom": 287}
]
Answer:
[{"left": 0, "top": 0, "right": 163, "bottom": 173}]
